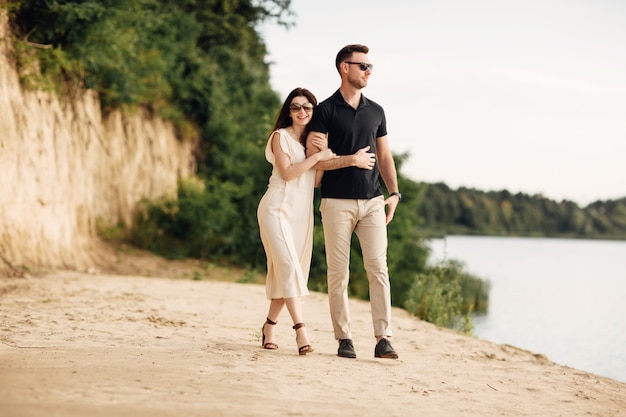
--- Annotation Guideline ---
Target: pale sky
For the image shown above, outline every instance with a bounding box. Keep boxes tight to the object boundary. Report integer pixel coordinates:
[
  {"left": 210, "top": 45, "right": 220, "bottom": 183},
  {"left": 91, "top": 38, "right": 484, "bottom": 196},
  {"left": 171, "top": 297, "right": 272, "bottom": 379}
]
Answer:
[{"left": 259, "top": 0, "right": 626, "bottom": 206}]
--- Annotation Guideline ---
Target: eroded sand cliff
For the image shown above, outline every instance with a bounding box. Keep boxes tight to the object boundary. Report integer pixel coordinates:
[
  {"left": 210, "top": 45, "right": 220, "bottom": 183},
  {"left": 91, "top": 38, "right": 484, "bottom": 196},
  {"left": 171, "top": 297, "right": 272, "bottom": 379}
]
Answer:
[{"left": 0, "top": 11, "right": 196, "bottom": 275}]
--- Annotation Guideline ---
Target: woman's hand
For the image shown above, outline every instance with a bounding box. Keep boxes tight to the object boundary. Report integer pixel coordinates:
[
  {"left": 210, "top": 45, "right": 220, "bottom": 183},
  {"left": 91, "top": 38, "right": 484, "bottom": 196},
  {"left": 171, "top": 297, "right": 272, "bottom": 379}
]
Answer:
[
  {"left": 310, "top": 133, "right": 328, "bottom": 150},
  {"left": 317, "top": 148, "right": 338, "bottom": 162}
]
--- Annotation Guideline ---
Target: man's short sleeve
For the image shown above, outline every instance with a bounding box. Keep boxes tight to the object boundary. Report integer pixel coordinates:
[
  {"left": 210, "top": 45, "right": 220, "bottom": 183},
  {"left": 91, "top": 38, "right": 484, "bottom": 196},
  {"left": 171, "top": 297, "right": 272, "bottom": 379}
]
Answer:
[{"left": 309, "top": 99, "right": 333, "bottom": 134}]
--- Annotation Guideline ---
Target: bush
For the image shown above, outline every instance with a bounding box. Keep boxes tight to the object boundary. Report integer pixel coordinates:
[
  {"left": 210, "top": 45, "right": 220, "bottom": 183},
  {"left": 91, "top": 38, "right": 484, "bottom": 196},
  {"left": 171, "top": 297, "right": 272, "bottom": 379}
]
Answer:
[
  {"left": 403, "top": 261, "right": 479, "bottom": 334},
  {"left": 130, "top": 177, "right": 263, "bottom": 264}
]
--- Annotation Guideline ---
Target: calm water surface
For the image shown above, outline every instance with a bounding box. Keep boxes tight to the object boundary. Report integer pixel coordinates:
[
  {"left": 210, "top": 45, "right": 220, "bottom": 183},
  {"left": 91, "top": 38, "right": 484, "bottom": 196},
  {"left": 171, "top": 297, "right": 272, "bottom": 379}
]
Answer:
[{"left": 428, "top": 236, "right": 626, "bottom": 383}]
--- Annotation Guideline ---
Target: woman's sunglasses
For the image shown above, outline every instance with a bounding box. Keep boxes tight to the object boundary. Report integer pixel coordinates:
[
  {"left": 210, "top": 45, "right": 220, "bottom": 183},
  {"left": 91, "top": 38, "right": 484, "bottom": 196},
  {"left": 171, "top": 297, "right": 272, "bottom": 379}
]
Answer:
[
  {"left": 344, "top": 61, "right": 374, "bottom": 71},
  {"left": 289, "top": 103, "right": 314, "bottom": 112}
]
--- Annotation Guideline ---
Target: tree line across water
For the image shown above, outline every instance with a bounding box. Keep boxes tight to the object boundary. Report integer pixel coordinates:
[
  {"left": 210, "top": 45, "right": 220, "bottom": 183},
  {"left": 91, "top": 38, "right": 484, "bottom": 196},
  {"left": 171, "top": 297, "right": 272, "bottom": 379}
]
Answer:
[
  {"left": 417, "top": 183, "right": 626, "bottom": 240},
  {"left": 8, "top": 0, "right": 624, "bottom": 333}
]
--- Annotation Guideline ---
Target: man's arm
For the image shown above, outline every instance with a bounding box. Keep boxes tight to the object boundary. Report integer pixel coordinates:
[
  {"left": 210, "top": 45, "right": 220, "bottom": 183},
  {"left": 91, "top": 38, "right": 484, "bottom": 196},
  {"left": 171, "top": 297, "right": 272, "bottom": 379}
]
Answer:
[
  {"left": 376, "top": 135, "right": 401, "bottom": 224},
  {"left": 306, "top": 131, "right": 376, "bottom": 171}
]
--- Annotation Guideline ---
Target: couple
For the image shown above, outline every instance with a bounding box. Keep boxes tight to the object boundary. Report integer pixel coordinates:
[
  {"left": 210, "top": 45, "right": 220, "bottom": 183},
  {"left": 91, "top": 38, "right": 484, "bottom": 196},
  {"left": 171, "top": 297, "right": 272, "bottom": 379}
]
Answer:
[{"left": 257, "top": 44, "right": 401, "bottom": 359}]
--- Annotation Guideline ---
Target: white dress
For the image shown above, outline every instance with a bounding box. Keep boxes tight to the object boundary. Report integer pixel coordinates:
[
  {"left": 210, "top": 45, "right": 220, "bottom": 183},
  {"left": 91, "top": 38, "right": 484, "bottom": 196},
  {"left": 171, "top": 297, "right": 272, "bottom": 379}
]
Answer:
[{"left": 257, "top": 129, "right": 315, "bottom": 299}]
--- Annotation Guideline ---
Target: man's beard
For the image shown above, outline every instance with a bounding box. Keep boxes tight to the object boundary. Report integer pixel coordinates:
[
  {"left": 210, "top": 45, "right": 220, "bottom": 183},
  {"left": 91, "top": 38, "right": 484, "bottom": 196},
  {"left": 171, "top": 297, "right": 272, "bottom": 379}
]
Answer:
[{"left": 349, "top": 77, "right": 368, "bottom": 90}]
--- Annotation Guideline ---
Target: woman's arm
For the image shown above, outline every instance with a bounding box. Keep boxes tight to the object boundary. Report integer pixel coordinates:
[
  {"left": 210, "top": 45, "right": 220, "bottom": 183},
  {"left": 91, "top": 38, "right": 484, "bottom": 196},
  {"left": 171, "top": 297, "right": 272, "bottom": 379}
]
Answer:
[
  {"left": 272, "top": 132, "right": 337, "bottom": 181},
  {"left": 305, "top": 131, "right": 376, "bottom": 171},
  {"left": 314, "top": 170, "right": 324, "bottom": 188}
]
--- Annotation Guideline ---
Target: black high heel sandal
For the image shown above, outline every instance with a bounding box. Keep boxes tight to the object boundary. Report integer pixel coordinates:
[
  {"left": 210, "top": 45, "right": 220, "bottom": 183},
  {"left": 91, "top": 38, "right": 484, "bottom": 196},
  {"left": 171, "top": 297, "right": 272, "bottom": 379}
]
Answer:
[
  {"left": 293, "top": 323, "right": 314, "bottom": 355},
  {"left": 262, "top": 318, "right": 278, "bottom": 349}
]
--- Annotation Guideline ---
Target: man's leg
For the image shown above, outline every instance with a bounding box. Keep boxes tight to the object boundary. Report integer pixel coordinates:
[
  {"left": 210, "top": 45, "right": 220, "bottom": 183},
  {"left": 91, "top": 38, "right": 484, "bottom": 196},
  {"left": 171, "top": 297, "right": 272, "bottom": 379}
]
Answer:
[
  {"left": 320, "top": 198, "right": 356, "bottom": 340},
  {"left": 354, "top": 197, "right": 393, "bottom": 338}
]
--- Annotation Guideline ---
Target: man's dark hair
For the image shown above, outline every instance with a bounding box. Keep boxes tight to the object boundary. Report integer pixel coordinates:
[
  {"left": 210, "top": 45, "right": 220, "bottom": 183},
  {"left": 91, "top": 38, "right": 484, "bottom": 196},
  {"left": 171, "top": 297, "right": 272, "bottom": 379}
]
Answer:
[{"left": 335, "top": 44, "right": 369, "bottom": 73}]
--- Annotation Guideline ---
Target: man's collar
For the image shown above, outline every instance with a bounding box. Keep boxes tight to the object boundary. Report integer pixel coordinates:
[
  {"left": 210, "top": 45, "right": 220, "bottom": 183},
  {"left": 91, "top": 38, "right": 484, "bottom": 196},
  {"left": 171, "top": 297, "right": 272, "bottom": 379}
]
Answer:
[{"left": 332, "top": 89, "right": 369, "bottom": 107}]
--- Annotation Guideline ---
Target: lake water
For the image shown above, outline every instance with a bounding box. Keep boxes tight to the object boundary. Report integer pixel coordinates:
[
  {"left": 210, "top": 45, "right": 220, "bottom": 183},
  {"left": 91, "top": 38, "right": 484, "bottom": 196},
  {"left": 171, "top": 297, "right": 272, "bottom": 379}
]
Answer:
[{"left": 428, "top": 236, "right": 626, "bottom": 383}]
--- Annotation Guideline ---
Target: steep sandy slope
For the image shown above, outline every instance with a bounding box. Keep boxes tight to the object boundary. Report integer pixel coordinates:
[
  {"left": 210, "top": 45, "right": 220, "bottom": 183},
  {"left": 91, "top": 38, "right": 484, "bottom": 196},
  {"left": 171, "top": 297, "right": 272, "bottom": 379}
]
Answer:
[{"left": 0, "top": 10, "right": 196, "bottom": 275}]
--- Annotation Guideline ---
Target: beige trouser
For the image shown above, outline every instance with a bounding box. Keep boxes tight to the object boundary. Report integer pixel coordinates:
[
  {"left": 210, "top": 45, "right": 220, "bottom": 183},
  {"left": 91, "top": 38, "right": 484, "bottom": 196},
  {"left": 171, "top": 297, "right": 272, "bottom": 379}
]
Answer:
[{"left": 320, "top": 197, "right": 392, "bottom": 340}]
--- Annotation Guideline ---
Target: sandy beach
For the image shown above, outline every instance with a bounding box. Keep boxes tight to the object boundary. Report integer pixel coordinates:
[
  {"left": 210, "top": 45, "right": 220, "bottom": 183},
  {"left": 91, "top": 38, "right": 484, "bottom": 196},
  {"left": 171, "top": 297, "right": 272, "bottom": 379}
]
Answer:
[{"left": 1, "top": 254, "right": 625, "bottom": 417}]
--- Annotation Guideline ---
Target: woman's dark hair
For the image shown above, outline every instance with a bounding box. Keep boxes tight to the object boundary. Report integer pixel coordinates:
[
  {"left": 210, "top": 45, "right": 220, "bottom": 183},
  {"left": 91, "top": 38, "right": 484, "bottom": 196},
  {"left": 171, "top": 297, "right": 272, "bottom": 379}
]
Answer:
[{"left": 272, "top": 87, "right": 317, "bottom": 145}]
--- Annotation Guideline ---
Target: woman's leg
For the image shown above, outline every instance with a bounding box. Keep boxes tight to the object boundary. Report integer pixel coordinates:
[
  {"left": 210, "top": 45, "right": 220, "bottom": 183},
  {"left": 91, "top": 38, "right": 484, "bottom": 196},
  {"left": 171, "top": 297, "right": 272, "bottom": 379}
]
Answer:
[
  {"left": 267, "top": 298, "right": 285, "bottom": 323},
  {"left": 284, "top": 297, "right": 304, "bottom": 324},
  {"left": 285, "top": 297, "right": 313, "bottom": 354},
  {"left": 262, "top": 298, "right": 285, "bottom": 348}
]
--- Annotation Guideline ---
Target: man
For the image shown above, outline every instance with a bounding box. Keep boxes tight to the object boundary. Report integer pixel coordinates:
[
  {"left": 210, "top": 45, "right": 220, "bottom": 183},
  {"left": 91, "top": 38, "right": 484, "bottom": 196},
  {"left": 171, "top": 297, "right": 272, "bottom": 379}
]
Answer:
[{"left": 306, "top": 44, "right": 401, "bottom": 359}]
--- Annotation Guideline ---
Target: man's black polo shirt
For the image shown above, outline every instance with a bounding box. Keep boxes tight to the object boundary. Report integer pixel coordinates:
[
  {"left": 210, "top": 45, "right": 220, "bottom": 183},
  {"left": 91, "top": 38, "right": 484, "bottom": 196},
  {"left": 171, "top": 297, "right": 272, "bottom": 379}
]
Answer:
[{"left": 309, "top": 89, "right": 387, "bottom": 200}]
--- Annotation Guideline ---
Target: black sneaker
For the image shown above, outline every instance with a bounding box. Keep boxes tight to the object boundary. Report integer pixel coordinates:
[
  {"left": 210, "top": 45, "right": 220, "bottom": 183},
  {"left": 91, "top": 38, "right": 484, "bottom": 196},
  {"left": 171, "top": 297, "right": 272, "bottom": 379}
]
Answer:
[
  {"left": 374, "top": 338, "right": 399, "bottom": 359},
  {"left": 338, "top": 339, "right": 357, "bottom": 358}
]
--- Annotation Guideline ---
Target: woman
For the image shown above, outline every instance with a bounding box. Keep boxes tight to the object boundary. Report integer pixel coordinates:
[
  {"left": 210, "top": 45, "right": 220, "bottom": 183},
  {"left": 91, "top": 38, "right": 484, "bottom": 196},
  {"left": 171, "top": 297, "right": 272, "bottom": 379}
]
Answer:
[{"left": 257, "top": 87, "right": 337, "bottom": 355}]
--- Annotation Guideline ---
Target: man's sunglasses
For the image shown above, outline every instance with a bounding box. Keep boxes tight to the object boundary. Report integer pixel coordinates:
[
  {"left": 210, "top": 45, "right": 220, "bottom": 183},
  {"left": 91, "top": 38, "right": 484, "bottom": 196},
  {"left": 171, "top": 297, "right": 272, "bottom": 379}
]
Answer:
[
  {"left": 344, "top": 61, "right": 374, "bottom": 71},
  {"left": 289, "top": 103, "right": 314, "bottom": 112}
]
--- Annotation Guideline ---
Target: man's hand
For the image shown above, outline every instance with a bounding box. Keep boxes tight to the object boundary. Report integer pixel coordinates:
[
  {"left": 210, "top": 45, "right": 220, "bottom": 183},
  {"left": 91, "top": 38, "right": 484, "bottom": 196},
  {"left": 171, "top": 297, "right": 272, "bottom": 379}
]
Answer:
[
  {"left": 354, "top": 146, "right": 375, "bottom": 170},
  {"left": 384, "top": 194, "right": 400, "bottom": 224}
]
